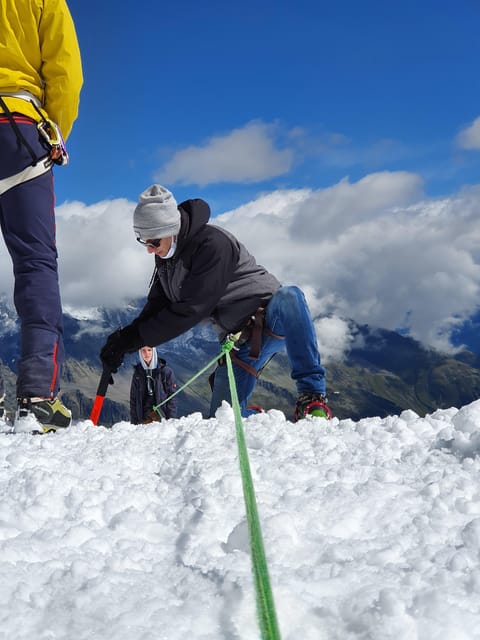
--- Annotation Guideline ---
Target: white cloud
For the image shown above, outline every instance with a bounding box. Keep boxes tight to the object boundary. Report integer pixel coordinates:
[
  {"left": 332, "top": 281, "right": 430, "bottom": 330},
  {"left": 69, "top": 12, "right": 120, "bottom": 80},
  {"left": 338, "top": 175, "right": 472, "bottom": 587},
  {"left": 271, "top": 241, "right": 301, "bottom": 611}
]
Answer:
[
  {"left": 54, "top": 198, "right": 153, "bottom": 308},
  {"left": 289, "top": 171, "right": 423, "bottom": 240},
  {"left": 217, "top": 174, "right": 480, "bottom": 354},
  {"left": 154, "top": 121, "right": 294, "bottom": 186},
  {"left": 314, "top": 316, "right": 354, "bottom": 362},
  {"left": 1, "top": 171, "right": 479, "bottom": 357},
  {"left": 456, "top": 116, "right": 480, "bottom": 150}
]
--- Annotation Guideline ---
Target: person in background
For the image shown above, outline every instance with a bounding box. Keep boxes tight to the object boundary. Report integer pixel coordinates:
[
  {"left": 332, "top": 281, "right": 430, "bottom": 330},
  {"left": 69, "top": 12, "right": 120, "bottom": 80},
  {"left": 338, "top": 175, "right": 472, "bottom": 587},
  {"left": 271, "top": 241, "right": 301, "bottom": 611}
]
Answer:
[
  {"left": 0, "top": 0, "right": 83, "bottom": 432},
  {"left": 100, "top": 185, "right": 331, "bottom": 422},
  {"left": 130, "top": 346, "right": 177, "bottom": 424}
]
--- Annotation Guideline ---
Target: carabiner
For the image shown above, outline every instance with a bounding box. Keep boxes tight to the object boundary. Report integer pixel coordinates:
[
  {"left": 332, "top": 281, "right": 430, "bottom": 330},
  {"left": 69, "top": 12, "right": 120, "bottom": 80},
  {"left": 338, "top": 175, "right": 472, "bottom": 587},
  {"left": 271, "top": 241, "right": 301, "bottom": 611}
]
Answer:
[
  {"left": 37, "top": 118, "right": 61, "bottom": 146},
  {"left": 37, "top": 118, "right": 68, "bottom": 165}
]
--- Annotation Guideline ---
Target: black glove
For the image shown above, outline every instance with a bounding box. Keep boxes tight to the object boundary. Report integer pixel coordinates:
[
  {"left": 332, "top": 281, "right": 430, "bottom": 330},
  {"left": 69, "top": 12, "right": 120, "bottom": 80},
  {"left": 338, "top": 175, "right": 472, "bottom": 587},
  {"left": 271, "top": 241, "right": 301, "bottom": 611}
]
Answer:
[{"left": 100, "top": 323, "right": 143, "bottom": 372}]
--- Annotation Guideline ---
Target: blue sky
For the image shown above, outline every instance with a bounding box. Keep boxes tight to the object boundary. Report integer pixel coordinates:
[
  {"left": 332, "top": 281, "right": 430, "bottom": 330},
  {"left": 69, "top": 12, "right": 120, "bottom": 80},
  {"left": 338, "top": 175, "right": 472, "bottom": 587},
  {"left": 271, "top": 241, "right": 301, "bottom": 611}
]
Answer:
[
  {"left": 60, "top": 0, "right": 480, "bottom": 212},
  {"left": 3, "top": 0, "right": 478, "bottom": 354}
]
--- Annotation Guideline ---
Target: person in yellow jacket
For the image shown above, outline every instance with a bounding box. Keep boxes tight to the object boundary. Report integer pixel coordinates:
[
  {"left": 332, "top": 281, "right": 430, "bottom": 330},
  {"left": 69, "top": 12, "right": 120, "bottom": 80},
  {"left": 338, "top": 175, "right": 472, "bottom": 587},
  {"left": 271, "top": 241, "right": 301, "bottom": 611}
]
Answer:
[{"left": 0, "top": 0, "right": 83, "bottom": 433}]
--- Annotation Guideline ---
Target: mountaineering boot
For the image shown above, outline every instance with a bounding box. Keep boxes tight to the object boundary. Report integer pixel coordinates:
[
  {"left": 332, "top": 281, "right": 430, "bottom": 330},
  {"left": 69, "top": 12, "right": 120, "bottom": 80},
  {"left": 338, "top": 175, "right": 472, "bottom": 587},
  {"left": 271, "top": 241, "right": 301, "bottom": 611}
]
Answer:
[
  {"left": 15, "top": 397, "right": 72, "bottom": 433},
  {"left": 294, "top": 392, "right": 332, "bottom": 422},
  {"left": 246, "top": 405, "right": 264, "bottom": 414}
]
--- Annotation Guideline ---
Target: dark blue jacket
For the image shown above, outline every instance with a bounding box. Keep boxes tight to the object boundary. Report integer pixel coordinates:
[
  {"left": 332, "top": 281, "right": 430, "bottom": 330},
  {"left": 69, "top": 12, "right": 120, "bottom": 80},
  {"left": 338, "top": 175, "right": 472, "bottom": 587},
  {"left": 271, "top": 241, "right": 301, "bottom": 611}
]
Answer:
[{"left": 129, "top": 358, "right": 177, "bottom": 423}]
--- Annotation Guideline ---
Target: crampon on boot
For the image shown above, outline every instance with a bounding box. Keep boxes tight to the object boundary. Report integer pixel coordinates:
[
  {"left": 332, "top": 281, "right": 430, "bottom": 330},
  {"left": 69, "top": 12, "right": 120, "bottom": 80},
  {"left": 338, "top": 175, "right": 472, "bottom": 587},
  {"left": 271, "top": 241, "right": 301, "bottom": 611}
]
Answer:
[
  {"left": 247, "top": 405, "right": 264, "bottom": 414},
  {"left": 294, "top": 392, "right": 332, "bottom": 422}
]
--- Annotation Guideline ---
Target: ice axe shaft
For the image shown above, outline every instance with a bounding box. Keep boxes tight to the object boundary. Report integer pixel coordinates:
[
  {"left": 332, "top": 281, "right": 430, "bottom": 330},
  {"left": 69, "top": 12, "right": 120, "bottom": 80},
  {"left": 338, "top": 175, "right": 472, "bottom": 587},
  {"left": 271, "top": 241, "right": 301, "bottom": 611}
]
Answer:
[{"left": 90, "top": 368, "right": 113, "bottom": 425}]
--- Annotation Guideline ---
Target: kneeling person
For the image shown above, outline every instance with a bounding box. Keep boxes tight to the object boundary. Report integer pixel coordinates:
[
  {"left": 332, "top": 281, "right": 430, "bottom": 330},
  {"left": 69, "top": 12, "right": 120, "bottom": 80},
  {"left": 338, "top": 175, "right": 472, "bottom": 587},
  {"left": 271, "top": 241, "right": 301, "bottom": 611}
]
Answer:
[{"left": 101, "top": 185, "right": 331, "bottom": 421}]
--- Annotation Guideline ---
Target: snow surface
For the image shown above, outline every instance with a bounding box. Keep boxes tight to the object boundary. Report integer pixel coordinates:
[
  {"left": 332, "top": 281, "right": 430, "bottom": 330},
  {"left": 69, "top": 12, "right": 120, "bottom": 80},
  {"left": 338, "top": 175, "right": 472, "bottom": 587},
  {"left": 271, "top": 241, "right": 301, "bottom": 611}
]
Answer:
[{"left": 2, "top": 400, "right": 480, "bottom": 640}]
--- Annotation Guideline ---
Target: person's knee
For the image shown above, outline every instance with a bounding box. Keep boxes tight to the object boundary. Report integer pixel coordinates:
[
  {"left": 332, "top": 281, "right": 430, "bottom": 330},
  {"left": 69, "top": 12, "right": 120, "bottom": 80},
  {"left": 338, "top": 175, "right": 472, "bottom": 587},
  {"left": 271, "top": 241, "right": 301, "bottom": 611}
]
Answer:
[{"left": 274, "top": 285, "right": 305, "bottom": 306}]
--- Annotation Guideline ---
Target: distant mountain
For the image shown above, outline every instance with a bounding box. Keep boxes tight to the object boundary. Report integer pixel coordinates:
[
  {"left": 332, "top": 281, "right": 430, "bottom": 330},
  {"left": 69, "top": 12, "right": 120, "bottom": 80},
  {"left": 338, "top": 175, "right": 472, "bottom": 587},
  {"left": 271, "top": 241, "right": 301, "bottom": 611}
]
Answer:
[
  {"left": 451, "top": 309, "right": 480, "bottom": 354},
  {"left": 1, "top": 298, "right": 479, "bottom": 424},
  {"left": 324, "top": 324, "right": 480, "bottom": 420}
]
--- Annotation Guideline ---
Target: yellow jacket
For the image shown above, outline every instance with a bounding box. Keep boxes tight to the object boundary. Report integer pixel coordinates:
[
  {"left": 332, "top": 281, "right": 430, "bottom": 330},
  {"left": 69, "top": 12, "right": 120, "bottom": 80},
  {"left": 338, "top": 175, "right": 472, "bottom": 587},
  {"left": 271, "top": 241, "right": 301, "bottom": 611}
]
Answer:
[{"left": 0, "top": 0, "right": 83, "bottom": 140}]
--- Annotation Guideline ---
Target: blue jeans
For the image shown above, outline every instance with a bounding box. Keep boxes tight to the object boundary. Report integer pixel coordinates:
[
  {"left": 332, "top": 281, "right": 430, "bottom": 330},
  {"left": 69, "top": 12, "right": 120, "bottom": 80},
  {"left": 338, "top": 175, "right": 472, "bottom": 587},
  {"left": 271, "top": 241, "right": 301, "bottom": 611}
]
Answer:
[{"left": 209, "top": 285, "right": 326, "bottom": 417}]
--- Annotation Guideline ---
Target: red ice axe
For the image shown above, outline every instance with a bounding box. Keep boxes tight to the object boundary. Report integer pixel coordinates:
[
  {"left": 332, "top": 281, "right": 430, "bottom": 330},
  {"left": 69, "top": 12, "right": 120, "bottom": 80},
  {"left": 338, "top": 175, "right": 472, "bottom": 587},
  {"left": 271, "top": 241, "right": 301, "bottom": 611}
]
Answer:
[{"left": 90, "top": 367, "right": 114, "bottom": 426}]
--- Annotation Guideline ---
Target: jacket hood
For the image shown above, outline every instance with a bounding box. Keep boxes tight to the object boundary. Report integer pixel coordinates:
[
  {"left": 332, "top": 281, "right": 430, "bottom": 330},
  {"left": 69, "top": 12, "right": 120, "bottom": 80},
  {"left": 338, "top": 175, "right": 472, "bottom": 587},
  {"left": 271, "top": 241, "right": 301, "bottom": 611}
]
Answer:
[
  {"left": 177, "top": 199, "right": 211, "bottom": 247},
  {"left": 152, "top": 199, "right": 210, "bottom": 266},
  {"left": 138, "top": 346, "right": 158, "bottom": 370},
  {"left": 134, "top": 357, "right": 167, "bottom": 372}
]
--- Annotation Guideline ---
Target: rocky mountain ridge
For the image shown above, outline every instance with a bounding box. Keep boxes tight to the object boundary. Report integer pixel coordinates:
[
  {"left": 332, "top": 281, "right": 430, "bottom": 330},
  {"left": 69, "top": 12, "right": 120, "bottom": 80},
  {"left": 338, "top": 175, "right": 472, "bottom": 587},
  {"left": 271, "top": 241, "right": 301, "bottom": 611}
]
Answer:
[{"left": 1, "top": 298, "right": 479, "bottom": 424}]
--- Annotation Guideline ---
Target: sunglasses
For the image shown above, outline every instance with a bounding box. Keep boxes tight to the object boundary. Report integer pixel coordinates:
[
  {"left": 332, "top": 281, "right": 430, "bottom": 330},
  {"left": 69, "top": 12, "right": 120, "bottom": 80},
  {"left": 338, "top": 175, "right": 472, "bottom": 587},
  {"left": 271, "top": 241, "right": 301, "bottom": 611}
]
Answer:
[{"left": 136, "top": 237, "right": 162, "bottom": 248}]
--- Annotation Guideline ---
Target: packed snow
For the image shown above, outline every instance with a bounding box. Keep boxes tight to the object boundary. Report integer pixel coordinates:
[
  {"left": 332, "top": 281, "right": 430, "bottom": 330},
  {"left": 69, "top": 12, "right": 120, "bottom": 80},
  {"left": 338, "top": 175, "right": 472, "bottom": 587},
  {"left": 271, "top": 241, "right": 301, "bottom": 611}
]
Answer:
[{"left": 1, "top": 400, "right": 480, "bottom": 640}]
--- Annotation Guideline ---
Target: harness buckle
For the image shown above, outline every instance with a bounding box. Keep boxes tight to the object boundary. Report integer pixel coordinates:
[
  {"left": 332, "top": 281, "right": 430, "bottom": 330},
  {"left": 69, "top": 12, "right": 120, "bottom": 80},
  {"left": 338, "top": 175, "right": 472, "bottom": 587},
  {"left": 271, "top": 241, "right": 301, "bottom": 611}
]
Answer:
[{"left": 37, "top": 118, "right": 69, "bottom": 166}]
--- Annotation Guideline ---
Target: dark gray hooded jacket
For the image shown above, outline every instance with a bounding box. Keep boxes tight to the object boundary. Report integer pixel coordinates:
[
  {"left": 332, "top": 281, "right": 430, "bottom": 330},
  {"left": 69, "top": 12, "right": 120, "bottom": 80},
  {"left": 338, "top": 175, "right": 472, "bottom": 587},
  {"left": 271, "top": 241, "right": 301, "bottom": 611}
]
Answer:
[{"left": 137, "top": 198, "right": 281, "bottom": 346}]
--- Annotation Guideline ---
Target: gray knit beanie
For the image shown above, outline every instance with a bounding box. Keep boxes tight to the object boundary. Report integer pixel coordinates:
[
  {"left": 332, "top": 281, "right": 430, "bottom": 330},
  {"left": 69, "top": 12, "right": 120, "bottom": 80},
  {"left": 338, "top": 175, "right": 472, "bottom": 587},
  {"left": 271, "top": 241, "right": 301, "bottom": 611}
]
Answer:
[{"left": 133, "top": 185, "right": 181, "bottom": 240}]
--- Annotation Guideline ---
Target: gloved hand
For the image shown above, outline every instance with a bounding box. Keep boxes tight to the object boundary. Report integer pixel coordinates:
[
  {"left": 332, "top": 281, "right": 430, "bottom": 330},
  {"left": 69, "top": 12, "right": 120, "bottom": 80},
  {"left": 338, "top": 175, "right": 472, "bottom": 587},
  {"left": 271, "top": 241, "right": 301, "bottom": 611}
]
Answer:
[
  {"left": 142, "top": 409, "right": 162, "bottom": 424},
  {"left": 100, "top": 323, "right": 142, "bottom": 372}
]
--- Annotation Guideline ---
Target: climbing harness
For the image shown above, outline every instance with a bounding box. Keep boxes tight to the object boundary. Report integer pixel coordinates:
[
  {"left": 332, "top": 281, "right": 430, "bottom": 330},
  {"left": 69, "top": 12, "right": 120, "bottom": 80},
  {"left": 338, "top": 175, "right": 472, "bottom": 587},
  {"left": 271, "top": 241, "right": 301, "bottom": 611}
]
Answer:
[
  {"left": 0, "top": 154, "right": 53, "bottom": 196},
  {"left": 0, "top": 89, "right": 41, "bottom": 108},
  {"left": 0, "top": 95, "right": 54, "bottom": 196},
  {"left": 207, "top": 307, "right": 284, "bottom": 384},
  {"left": 30, "top": 100, "right": 69, "bottom": 166},
  {"left": 36, "top": 117, "right": 68, "bottom": 165},
  {"left": 0, "top": 95, "right": 41, "bottom": 165},
  {"left": 0, "top": 92, "right": 68, "bottom": 170},
  {"left": 236, "top": 306, "right": 285, "bottom": 360}
]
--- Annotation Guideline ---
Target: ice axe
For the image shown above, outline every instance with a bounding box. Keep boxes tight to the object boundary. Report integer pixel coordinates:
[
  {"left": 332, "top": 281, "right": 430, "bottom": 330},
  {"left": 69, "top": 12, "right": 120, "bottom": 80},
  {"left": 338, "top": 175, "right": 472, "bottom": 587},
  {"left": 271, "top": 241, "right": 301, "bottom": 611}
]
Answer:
[{"left": 90, "top": 367, "right": 114, "bottom": 426}]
